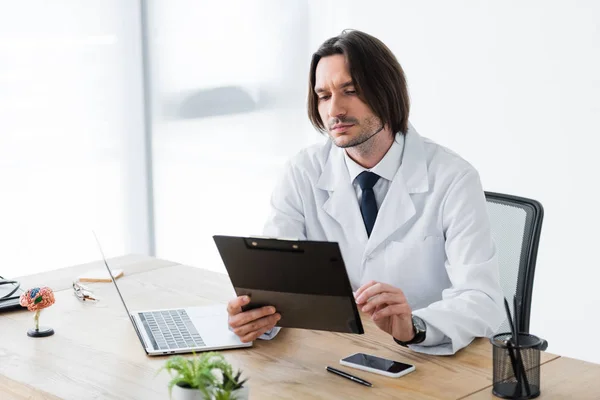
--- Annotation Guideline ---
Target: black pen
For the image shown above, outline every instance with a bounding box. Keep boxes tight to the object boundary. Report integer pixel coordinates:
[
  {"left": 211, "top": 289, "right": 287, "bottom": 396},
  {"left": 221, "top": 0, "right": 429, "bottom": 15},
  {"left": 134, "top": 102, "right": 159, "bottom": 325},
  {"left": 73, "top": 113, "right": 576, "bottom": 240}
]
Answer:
[{"left": 326, "top": 366, "right": 373, "bottom": 387}]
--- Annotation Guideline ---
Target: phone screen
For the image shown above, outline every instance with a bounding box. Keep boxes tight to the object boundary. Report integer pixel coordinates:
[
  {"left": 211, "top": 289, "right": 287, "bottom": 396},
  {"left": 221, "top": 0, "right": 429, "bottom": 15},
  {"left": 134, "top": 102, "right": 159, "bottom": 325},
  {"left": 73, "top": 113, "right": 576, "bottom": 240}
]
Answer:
[{"left": 342, "top": 353, "right": 413, "bottom": 374}]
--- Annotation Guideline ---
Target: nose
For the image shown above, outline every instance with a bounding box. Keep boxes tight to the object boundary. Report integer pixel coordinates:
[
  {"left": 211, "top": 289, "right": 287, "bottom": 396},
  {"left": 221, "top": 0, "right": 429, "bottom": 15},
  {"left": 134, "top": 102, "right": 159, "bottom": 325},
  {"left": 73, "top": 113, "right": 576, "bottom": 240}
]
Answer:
[{"left": 328, "top": 94, "right": 347, "bottom": 120}]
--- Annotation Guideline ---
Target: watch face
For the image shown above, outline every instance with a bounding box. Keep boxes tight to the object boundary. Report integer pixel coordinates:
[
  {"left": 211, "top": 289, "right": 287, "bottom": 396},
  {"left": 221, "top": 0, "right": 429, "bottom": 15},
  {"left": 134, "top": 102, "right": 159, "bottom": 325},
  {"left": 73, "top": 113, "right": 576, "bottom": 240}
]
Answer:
[{"left": 413, "top": 316, "right": 426, "bottom": 332}]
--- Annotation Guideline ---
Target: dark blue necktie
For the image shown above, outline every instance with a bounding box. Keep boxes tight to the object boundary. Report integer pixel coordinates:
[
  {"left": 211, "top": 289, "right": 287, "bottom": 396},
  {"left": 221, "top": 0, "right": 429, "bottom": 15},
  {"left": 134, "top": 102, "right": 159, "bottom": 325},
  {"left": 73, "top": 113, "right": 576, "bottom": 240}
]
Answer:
[{"left": 356, "top": 171, "right": 380, "bottom": 237}]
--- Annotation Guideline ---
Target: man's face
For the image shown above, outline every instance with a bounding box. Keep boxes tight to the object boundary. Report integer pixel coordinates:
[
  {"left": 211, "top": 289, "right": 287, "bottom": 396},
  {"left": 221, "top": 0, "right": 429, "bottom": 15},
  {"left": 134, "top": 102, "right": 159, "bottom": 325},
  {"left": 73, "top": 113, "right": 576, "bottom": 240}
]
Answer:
[{"left": 314, "top": 54, "right": 381, "bottom": 148}]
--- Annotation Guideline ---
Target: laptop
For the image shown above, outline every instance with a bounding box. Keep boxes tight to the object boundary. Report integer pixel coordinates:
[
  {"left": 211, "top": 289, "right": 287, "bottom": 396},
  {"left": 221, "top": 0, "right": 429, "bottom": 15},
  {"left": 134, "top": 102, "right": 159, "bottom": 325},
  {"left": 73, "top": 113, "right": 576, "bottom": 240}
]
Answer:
[{"left": 94, "top": 235, "right": 252, "bottom": 356}]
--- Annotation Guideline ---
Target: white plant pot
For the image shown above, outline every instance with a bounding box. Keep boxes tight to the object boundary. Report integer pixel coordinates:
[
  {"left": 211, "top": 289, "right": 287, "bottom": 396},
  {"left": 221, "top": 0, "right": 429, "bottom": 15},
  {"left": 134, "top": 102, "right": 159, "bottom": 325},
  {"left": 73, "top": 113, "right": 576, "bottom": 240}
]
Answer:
[
  {"left": 171, "top": 384, "right": 204, "bottom": 400},
  {"left": 171, "top": 384, "right": 249, "bottom": 400}
]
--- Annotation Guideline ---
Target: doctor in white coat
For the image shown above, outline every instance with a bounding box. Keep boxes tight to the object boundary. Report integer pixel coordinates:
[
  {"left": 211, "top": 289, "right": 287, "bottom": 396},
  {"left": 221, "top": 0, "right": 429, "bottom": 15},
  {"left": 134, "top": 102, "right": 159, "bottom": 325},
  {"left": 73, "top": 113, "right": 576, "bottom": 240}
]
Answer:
[{"left": 227, "top": 30, "right": 504, "bottom": 355}]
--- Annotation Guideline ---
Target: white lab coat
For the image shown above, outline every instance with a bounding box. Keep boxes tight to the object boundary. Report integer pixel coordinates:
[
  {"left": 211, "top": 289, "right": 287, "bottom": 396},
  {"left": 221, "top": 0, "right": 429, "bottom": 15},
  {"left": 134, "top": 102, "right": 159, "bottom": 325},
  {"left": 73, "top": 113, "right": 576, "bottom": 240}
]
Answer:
[{"left": 263, "top": 124, "right": 504, "bottom": 355}]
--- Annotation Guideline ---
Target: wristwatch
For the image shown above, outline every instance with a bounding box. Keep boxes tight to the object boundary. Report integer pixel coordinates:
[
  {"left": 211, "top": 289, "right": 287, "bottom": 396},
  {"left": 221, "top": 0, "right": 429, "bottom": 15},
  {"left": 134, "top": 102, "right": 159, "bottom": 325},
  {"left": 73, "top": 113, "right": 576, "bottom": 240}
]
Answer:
[{"left": 394, "top": 315, "right": 427, "bottom": 347}]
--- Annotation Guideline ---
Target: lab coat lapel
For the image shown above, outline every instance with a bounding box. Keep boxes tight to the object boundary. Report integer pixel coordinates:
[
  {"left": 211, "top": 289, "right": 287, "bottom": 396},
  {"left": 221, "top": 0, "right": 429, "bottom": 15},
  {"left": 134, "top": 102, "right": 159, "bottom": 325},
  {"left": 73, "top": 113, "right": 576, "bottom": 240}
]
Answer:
[
  {"left": 365, "top": 127, "right": 430, "bottom": 257},
  {"left": 317, "top": 145, "right": 369, "bottom": 245}
]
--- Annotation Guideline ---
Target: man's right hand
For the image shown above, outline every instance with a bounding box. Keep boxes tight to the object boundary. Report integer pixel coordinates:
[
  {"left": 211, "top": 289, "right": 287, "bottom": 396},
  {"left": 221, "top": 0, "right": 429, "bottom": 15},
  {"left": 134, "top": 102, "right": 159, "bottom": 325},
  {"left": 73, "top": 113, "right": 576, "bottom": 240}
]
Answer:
[{"left": 227, "top": 295, "right": 281, "bottom": 343}]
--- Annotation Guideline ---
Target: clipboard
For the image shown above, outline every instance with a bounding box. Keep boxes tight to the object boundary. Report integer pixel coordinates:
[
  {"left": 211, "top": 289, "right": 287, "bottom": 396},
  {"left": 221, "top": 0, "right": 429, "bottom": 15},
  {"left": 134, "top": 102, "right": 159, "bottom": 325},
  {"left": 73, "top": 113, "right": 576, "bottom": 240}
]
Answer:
[{"left": 213, "top": 235, "right": 364, "bottom": 334}]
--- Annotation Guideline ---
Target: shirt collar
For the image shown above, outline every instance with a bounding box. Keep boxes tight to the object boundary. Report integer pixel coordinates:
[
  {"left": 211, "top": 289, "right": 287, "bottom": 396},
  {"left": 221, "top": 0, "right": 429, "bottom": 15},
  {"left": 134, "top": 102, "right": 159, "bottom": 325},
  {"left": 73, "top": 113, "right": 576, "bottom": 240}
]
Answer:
[{"left": 343, "top": 133, "right": 405, "bottom": 183}]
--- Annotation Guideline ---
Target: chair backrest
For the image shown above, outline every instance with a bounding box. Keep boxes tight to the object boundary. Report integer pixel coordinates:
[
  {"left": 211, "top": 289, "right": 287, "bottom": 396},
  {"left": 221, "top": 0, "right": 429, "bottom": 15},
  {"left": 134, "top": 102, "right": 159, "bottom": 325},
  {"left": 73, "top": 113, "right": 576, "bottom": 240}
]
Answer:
[{"left": 484, "top": 192, "right": 544, "bottom": 334}]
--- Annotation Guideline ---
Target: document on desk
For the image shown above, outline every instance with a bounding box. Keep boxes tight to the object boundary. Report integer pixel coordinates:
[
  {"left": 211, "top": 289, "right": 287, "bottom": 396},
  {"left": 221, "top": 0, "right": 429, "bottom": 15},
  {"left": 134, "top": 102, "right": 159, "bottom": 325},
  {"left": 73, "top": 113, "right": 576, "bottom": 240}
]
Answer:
[{"left": 213, "top": 235, "right": 364, "bottom": 334}]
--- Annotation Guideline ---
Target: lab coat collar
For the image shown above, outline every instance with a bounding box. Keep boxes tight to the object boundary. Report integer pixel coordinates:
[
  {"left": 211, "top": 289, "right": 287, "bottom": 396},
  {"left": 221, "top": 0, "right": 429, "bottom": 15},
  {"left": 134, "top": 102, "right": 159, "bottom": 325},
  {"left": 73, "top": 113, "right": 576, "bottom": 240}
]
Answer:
[
  {"left": 343, "top": 133, "right": 405, "bottom": 184},
  {"left": 400, "top": 123, "right": 430, "bottom": 194},
  {"left": 317, "top": 123, "right": 429, "bottom": 194}
]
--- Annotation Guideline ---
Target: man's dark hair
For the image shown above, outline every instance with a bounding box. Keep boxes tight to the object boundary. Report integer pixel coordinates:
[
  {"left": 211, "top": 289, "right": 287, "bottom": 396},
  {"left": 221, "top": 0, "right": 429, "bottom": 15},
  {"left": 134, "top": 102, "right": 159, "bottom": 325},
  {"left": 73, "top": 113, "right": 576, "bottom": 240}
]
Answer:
[{"left": 307, "top": 29, "right": 410, "bottom": 135}]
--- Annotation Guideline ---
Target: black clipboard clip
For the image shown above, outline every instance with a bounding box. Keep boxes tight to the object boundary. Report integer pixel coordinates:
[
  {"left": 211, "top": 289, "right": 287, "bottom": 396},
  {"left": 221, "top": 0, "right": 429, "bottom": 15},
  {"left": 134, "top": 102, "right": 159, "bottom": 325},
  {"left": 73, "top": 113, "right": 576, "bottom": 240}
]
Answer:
[{"left": 243, "top": 237, "right": 305, "bottom": 253}]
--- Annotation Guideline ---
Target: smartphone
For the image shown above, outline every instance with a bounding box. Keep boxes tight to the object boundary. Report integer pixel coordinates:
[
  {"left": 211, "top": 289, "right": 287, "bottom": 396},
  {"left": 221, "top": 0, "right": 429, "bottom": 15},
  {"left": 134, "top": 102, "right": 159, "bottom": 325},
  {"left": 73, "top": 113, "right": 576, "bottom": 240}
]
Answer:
[{"left": 340, "top": 353, "right": 415, "bottom": 378}]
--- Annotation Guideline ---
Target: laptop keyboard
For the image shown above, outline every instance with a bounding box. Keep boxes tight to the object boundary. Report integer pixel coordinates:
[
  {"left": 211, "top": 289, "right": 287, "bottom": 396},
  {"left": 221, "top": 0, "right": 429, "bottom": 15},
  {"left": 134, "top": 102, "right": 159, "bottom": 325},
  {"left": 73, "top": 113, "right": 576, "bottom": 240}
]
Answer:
[{"left": 139, "top": 309, "right": 205, "bottom": 351}]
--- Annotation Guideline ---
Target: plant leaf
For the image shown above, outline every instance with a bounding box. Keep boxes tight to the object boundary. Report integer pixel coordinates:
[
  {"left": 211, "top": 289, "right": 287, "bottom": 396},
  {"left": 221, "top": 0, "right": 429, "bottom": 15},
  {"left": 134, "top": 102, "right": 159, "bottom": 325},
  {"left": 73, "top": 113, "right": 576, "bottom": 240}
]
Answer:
[{"left": 159, "top": 351, "right": 245, "bottom": 399}]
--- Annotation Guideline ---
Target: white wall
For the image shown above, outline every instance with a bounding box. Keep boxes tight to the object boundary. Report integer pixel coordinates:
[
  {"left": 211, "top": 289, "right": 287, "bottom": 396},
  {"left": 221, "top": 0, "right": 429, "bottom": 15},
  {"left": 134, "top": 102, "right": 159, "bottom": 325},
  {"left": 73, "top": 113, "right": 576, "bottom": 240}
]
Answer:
[{"left": 307, "top": 0, "right": 600, "bottom": 363}]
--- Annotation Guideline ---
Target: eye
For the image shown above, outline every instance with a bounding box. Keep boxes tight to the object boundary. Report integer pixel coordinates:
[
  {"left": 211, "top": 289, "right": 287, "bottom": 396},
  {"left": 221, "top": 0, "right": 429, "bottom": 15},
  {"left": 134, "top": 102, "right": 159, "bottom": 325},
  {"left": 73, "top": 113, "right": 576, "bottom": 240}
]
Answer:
[
  {"left": 318, "top": 95, "right": 331, "bottom": 101},
  {"left": 345, "top": 90, "right": 356, "bottom": 95}
]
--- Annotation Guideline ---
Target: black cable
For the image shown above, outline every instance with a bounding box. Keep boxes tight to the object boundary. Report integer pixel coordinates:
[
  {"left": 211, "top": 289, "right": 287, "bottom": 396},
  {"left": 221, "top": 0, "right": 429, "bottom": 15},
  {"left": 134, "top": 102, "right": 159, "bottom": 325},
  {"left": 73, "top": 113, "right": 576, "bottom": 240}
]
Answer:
[{"left": 0, "top": 275, "right": 21, "bottom": 302}]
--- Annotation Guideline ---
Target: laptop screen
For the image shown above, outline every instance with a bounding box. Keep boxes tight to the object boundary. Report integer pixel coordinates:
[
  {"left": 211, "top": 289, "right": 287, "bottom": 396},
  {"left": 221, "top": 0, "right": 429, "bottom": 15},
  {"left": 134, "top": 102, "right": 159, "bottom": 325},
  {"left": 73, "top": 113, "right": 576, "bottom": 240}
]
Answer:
[{"left": 93, "top": 232, "right": 132, "bottom": 318}]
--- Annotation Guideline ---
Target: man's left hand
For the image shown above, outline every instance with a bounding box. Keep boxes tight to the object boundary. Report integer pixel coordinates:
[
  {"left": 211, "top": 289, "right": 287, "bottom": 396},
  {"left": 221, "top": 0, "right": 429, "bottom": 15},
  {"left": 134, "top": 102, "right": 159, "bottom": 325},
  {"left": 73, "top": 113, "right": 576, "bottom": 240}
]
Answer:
[{"left": 355, "top": 281, "right": 414, "bottom": 342}]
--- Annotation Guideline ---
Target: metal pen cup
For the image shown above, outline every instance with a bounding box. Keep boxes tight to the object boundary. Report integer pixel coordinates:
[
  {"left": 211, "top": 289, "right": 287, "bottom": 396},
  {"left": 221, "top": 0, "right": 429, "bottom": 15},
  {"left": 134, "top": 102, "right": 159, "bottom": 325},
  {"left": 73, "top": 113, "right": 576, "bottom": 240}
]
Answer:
[{"left": 491, "top": 332, "right": 548, "bottom": 399}]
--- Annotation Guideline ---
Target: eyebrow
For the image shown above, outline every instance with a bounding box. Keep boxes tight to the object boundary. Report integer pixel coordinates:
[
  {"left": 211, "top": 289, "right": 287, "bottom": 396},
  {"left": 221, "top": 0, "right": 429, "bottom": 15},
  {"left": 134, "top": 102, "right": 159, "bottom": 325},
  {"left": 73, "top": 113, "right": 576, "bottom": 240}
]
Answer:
[{"left": 315, "top": 80, "right": 355, "bottom": 94}]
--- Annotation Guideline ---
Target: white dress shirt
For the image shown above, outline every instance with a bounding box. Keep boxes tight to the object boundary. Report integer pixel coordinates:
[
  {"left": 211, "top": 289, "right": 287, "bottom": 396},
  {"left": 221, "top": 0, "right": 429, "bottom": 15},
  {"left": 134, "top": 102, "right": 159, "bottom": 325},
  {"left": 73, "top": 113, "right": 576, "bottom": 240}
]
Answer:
[{"left": 344, "top": 132, "right": 405, "bottom": 207}]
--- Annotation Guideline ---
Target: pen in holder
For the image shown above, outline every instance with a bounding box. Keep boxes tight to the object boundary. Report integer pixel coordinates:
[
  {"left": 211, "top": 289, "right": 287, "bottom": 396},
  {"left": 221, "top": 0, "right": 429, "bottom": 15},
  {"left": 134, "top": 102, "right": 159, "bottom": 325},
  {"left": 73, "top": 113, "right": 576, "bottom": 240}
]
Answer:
[{"left": 491, "top": 296, "right": 548, "bottom": 399}]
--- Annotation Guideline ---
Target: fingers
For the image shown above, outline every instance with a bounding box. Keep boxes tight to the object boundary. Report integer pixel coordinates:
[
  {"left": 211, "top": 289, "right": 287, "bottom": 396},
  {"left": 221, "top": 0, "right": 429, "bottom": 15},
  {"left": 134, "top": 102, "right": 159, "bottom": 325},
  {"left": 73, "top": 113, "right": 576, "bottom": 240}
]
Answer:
[
  {"left": 354, "top": 280, "right": 377, "bottom": 300},
  {"left": 372, "top": 303, "right": 412, "bottom": 321},
  {"left": 226, "top": 296, "right": 283, "bottom": 342},
  {"left": 240, "top": 321, "right": 277, "bottom": 343},
  {"left": 229, "top": 305, "right": 277, "bottom": 328},
  {"left": 227, "top": 300, "right": 281, "bottom": 342},
  {"left": 226, "top": 295, "right": 250, "bottom": 316},
  {"left": 360, "top": 292, "right": 403, "bottom": 313},
  {"left": 235, "top": 313, "right": 281, "bottom": 341},
  {"left": 355, "top": 282, "right": 404, "bottom": 305}
]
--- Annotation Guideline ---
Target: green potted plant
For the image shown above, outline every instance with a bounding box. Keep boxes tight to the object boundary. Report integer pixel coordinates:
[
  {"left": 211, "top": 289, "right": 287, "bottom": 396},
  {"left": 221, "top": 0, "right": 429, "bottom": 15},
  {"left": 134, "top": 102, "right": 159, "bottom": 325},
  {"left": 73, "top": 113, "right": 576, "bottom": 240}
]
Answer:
[{"left": 158, "top": 352, "right": 249, "bottom": 400}]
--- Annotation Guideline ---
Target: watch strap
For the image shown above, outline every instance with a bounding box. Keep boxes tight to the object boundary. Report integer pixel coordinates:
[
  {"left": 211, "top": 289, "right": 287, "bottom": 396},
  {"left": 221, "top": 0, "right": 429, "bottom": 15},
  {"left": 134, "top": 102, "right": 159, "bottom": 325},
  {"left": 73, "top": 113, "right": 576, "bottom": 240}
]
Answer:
[{"left": 394, "top": 316, "right": 427, "bottom": 347}]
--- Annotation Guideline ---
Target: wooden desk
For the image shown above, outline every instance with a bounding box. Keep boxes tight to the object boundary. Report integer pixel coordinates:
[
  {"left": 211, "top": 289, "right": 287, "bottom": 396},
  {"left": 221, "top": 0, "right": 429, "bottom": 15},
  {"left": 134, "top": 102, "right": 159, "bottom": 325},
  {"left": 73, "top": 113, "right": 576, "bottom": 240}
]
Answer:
[{"left": 0, "top": 255, "right": 598, "bottom": 399}]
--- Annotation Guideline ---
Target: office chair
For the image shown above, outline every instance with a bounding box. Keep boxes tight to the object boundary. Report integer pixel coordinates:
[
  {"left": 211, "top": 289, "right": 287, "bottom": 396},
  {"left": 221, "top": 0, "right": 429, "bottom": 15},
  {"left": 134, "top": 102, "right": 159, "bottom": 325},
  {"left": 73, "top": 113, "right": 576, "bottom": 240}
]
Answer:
[{"left": 485, "top": 192, "right": 544, "bottom": 334}]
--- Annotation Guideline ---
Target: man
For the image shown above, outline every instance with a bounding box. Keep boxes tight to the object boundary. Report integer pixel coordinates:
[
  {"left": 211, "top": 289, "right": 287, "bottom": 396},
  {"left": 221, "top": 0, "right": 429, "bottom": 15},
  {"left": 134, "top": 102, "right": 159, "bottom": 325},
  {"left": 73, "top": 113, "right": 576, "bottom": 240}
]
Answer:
[{"left": 227, "top": 30, "right": 503, "bottom": 355}]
